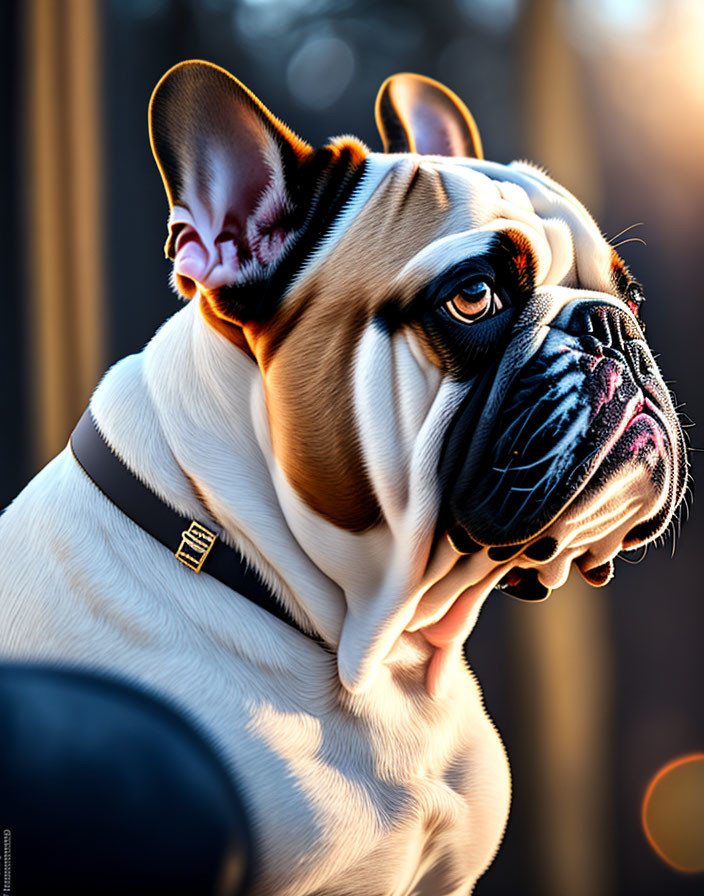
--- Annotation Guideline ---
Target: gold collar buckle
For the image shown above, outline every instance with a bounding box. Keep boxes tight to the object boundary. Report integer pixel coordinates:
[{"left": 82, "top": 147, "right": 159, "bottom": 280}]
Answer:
[{"left": 175, "top": 521, "right": 217, "bottom": 573}]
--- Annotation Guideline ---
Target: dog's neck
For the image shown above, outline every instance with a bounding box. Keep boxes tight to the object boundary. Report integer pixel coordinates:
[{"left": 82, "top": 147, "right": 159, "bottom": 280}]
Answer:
[
  {"left": 90, "top": 297, "right": 490, "bottom": 696},
  {"left": 91, "top": 298, "right": 347, "bottom": 638}
]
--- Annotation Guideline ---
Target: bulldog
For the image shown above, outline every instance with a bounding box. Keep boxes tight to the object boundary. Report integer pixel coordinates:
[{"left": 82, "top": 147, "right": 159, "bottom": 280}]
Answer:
[{"left": 0, "top": 62, "right": 687, "bottom": 896}]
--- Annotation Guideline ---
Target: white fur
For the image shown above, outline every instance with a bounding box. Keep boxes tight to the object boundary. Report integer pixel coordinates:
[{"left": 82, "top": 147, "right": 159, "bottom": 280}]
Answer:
[
  {"left": 0, "top": 156, "right": 666, "bottom": 896},
  {"left": 0, "top": 296, "right": 510, "bottom": 896}
]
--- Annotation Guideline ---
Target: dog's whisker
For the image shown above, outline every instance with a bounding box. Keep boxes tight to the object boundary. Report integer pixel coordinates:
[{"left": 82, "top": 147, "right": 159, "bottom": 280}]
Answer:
[
  {"left": 607, "top": 221, "right": 645, "bottom": 245},
  {"left": 612, "top": 236, "right": 648, "bottom": 249}
]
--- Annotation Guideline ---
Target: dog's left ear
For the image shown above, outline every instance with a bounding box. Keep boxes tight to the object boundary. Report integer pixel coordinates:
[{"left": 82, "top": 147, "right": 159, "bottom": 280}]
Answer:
[
  {"left": 375, "top": 73, "right": 483, "bottom": 159},
  {"left": 149, "top": 60, "right": 313, "bottom": 299}
]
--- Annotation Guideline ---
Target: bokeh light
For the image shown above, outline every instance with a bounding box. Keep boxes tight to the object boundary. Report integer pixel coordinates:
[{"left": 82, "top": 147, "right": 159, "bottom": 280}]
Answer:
[
  {"left": 455, "top": 0, "right": 520, "bottom": 33},
  {"left": 286, "top": 34, "right": 355, "bottom": 109},
  {"left": 642, "top": 753, "right": 704, "bottom": 873}
]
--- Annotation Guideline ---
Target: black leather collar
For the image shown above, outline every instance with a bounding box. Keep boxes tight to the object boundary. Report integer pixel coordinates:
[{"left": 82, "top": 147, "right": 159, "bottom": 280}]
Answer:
[{"left": 70, "top": 409, "right": 329, "bottom": 648}]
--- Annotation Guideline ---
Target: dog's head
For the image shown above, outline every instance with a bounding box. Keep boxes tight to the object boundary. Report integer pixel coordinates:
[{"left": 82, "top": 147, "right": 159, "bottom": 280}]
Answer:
[{"left": 150, "top": 62, "right": 687, "bottom": 694}]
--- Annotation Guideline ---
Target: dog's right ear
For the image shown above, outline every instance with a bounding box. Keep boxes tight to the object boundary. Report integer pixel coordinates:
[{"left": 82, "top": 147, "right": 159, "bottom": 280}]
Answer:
[
  {"left": 149, "top": 60, "right": 313, "bottom": 299},
  {"left": 375, "top": 73, "right": 483, "bottom": 159}
]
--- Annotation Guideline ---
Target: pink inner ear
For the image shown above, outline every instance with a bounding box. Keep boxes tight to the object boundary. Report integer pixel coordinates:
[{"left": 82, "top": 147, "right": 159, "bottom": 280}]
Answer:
[
  {"left": 246, "top": 181, "right": 293, "bottom": 267},
  {"left": 253, "top": 227, "right": 286, "bottom": 266},
  {"left": 170, "top": 207, "right": 245, "bottom": 292},
  {"left": 168, "top": 174, "right": 293, "bottom": 295},
  {"left": 413, "top": 105, "right": 466, "bottom": 157},
  {"left": 174, "top": 229, "right": 210, "bottom": 284}
]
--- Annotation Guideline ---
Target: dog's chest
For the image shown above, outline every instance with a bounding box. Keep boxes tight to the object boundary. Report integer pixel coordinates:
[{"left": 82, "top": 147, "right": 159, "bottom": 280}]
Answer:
[
  {"left": 220, "top": 665, "right": 509, "bottom": 896},
  {"left": 0, "top": 444, "right": 510, "bottom": 896}
]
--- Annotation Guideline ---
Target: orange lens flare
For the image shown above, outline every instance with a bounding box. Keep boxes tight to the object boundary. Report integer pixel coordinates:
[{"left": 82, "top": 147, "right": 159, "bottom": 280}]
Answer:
[{"left": 642, "top": 753, "right": 704, "bottom": 873}]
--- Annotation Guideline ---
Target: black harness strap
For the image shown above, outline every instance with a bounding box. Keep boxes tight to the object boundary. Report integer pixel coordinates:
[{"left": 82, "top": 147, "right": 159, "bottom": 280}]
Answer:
[{"left": 70, "top": 408, "right": 328, "bottom": 647}]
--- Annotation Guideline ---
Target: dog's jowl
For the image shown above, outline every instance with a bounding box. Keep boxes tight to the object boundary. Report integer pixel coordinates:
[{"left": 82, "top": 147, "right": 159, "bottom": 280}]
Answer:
[{"left": 0, "top": 62, "right": 687, "bottom": 896}]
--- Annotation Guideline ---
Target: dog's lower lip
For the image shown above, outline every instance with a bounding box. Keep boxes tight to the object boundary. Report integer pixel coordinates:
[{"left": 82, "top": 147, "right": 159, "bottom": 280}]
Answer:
[{"left": 623, "top": 496, "right": 673, "bottom": 549}]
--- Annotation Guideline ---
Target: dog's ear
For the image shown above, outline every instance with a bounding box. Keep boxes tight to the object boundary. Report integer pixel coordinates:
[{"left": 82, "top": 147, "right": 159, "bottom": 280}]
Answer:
[
  {"left": 375, "top": 73, "right": 483, "bottom": 159},
  {"left": 149, "top": 60, "right": 313, "bottom": 299}
]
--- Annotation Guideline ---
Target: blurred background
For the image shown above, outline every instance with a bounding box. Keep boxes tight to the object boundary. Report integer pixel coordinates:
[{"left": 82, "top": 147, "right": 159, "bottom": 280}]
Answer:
[{"left": 1, "top": 0, "right": 703, "bottom": 893}]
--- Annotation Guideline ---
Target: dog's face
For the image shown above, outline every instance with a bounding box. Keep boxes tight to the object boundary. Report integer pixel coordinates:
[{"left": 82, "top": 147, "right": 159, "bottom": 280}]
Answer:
[{"left": 150, "top": 63, "right": 687, "bottom": 694}]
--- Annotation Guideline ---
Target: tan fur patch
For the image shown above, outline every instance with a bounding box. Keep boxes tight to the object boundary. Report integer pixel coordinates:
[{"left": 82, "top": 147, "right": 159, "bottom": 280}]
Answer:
[
  {"left": 199, "top": 293, "right": 255, "bottom": 360},
  {"left": 246, "top": 161, "right": 460, "bottom": 531},
  {"left": 610, "top": 248, "right": 631, "bottom": 293},
  {"left": 506, "top": 228, "right": 537, "bottom": 293}
]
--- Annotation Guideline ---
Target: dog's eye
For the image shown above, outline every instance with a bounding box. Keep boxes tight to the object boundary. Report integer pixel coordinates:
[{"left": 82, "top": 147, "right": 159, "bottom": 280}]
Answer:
[{"left": 446, "top": 278, "right": 503, "bottom": 323}]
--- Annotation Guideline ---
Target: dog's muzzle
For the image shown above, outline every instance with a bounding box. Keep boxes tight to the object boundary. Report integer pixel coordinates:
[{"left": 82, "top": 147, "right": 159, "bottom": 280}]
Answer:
[{"left": 446, "top": 297, "right": 687, "bottom": 553}]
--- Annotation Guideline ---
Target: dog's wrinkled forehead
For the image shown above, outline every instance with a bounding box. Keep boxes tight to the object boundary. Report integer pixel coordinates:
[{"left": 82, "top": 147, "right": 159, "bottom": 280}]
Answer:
[
  {"left": 148, "top": 61, "right": 632, "bottom": 335},
  {"left": 295, "top": 152, "right": 620, "bottom": 308}
]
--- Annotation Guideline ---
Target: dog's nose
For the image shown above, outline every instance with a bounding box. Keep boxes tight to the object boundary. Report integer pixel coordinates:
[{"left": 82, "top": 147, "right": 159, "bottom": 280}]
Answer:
[
  {"left": 550, "top": 298, "right": 660, "bottom": 405},
  {"left": 552, "top": 298, "right": 642, "bottom": 354},
  {"left": 548, "top": 295, "right": 688, "bottom": 547}
]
